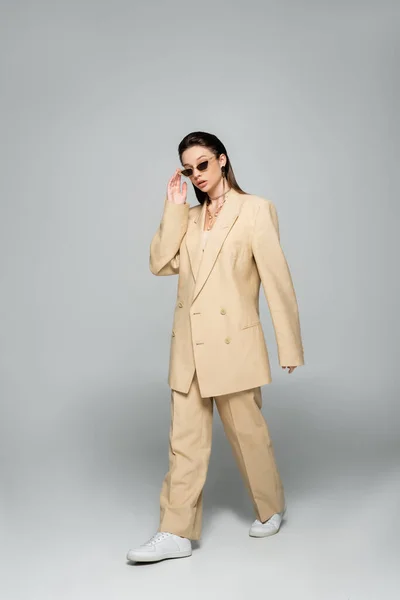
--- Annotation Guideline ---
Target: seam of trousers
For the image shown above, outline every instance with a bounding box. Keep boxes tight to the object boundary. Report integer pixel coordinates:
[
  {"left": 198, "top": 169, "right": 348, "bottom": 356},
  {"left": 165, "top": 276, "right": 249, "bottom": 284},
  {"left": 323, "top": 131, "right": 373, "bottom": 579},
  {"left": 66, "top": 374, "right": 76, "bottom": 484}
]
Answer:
[{"left": 195, "top": 396, "right": 208, "bottom": 508}]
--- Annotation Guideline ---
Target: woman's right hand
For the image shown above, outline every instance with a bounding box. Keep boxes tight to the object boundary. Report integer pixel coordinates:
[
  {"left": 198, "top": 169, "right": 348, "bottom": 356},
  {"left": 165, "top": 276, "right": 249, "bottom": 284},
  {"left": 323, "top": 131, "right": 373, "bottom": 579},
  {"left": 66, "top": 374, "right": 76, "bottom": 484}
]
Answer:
[{"left": 167, "top": 169, "right": 187, "bottom": 205}]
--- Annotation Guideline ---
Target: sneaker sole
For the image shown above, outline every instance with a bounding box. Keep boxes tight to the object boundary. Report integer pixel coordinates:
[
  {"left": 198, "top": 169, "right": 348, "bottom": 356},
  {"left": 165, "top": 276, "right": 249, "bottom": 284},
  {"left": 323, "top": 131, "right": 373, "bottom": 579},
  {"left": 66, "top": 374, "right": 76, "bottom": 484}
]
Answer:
[
  {"left": 126, "top": 549, "right": 192, "bottom": 563},
  {"left": 249, "top": 526, "right": 280, "bottom": 538}
]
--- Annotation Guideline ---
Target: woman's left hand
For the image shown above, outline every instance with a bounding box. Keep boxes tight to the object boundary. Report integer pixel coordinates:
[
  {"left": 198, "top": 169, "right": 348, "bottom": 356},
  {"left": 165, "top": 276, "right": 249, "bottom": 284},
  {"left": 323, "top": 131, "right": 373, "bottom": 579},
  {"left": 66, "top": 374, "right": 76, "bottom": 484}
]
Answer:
[{"left": 281, "top": 366, "right": 297, "bottom": 374}]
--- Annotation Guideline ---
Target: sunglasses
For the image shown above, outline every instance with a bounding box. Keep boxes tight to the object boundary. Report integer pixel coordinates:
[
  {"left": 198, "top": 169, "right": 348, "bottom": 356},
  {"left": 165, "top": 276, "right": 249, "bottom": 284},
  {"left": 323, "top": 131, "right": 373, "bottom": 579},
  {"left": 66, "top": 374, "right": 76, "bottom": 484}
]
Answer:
[{"left": 180, "top": 155, "right": 217, "bottom": 178}]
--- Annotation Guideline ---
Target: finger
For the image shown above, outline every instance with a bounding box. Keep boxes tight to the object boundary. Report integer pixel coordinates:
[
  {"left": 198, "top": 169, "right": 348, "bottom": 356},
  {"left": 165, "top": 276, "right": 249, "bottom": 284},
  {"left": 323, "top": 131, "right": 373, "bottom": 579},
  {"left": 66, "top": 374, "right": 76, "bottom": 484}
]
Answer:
[{"left": 169, "top": 172, "right": 178, "bottom": 188}]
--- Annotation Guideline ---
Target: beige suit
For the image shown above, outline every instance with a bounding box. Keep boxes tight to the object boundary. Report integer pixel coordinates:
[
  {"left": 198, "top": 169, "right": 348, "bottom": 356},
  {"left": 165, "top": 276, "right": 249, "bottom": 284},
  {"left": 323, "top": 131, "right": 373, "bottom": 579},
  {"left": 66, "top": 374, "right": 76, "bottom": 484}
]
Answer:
[{"left": 150, "top": 189, "right": 305, "bottom": 539}]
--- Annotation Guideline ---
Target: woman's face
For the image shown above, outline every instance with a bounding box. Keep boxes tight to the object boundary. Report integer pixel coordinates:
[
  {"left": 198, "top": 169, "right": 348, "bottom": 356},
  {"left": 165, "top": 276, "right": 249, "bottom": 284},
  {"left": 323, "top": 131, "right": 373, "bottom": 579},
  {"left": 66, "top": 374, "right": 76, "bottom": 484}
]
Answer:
[{"left": 181, "top": 145, "right": 226, "bottom": 193}]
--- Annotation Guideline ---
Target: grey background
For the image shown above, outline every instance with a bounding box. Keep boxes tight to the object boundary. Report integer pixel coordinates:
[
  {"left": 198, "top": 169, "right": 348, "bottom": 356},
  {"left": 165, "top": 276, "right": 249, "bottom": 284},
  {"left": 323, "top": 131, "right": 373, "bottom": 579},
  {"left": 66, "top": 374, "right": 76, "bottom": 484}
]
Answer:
[{"left": 1, "top": 0, "right": 399, "bottom": 598}]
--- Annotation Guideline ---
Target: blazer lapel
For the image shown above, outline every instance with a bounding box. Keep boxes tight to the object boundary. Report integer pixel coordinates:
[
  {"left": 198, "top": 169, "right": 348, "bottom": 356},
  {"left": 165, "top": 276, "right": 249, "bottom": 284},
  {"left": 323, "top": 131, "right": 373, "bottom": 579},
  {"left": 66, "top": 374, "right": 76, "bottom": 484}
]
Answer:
[{"left": 192, "top": 189, "right": 242, "bottom": 303}]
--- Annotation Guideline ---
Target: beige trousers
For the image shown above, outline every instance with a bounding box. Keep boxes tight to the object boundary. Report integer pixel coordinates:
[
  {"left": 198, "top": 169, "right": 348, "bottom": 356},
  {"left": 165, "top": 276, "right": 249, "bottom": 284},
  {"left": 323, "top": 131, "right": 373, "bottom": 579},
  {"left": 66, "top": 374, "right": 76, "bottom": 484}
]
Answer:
[{"left": 158, "top": 372, "right": 285, "bottom": 540}]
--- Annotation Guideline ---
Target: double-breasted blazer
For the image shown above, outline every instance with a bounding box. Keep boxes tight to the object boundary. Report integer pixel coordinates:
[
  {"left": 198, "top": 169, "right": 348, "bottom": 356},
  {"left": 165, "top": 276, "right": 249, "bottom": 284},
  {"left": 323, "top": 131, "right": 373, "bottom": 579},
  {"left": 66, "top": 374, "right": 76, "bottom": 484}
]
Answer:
[{"left": 150, "top": 188, "right": 305, "bottom": 398}]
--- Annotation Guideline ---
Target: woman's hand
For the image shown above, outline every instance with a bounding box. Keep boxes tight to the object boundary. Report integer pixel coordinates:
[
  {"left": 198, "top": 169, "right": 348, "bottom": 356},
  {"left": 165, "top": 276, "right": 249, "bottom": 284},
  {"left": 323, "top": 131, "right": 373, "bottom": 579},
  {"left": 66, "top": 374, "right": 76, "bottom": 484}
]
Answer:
[
  {"left": 281, "top": 366, "right": 297, "bottom": 374},
  {"left": 167, "top": 169, "right": 187, "bottom": 205}
]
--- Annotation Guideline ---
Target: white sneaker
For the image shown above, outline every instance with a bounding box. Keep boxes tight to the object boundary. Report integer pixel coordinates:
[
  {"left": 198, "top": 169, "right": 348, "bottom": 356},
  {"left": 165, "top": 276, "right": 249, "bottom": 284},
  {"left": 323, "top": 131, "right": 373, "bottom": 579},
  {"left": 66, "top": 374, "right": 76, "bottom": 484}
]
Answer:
[
  {"left": 249, "top": 506, "right": 286, "bottom": 538},
  {"left": 126, "top": 531, "right": 192, "bottom": 563}
]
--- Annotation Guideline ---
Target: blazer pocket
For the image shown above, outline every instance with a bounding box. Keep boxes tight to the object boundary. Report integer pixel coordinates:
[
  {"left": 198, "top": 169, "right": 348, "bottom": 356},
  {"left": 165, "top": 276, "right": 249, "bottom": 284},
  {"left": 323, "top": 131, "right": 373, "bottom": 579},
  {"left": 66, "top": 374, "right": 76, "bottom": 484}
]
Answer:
[{"left": 241, "top": 320, "right": 261, "bottom": 330}]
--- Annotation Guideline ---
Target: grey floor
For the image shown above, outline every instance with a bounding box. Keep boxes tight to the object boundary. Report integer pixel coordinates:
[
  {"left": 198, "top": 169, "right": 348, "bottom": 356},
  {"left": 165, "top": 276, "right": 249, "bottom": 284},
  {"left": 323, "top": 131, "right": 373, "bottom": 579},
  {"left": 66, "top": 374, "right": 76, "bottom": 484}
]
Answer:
[{"left": 3, "top": 376, "right": 399, "bottom": 600}]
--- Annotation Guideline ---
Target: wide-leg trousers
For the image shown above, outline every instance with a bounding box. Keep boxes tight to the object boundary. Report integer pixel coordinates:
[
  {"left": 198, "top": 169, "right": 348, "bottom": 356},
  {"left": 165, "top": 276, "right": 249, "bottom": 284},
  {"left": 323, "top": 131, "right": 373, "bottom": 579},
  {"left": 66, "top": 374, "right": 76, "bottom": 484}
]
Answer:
[{"left": 158, "top": 372, "right": 285, "bottom": 540}]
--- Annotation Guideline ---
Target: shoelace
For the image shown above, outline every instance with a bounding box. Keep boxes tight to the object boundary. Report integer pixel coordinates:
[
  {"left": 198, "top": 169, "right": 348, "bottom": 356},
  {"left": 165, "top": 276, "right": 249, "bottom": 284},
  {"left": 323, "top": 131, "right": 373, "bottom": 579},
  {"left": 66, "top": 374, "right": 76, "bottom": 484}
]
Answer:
[{"left": 143, "top": 532, "right": 170, "bottom": 546}]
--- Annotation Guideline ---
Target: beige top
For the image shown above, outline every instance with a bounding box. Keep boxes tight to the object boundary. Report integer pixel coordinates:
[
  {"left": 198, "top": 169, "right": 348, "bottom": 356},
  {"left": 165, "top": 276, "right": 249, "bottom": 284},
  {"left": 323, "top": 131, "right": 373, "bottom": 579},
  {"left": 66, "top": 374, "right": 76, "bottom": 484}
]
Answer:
[
  {"left": 195, "top": 224, "right": 210, "bottom": 279},
  {"left": 201, "top": 229, "right": 210, "bottom": 250}
]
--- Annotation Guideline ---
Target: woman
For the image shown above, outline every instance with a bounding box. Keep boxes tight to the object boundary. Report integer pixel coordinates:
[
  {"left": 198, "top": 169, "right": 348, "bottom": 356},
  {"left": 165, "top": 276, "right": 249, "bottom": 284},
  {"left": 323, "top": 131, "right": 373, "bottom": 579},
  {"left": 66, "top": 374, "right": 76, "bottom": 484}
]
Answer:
[{"left": 127, "top": 131, "right": 305, "bottom": 563}]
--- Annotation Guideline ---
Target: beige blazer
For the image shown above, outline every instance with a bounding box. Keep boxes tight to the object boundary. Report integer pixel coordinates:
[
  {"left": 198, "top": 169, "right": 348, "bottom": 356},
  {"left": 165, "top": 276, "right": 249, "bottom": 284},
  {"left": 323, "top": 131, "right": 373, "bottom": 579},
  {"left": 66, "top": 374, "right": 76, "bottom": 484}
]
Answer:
[{"left": 150, "top": 188, "right": 305, "bottom": 397}]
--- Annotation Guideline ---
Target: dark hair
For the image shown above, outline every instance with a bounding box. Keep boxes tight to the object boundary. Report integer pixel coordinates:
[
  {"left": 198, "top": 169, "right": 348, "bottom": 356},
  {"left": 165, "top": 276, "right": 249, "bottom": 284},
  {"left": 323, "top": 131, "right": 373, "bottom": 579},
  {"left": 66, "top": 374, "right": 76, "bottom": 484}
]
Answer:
[{"left": 178, "top": 131, "right": 246, "bottom": 204}]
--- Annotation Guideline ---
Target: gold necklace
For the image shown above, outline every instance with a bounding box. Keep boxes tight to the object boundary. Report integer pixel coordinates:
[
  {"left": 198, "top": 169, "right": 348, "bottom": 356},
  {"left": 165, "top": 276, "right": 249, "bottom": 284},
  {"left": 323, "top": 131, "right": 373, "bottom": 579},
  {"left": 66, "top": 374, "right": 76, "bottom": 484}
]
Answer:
[
  {"left": 206, "top": 192, "right": 229, "bottom": 231},
  {"left": 208, "top": 187, "right": 231, "bottom": 202}
]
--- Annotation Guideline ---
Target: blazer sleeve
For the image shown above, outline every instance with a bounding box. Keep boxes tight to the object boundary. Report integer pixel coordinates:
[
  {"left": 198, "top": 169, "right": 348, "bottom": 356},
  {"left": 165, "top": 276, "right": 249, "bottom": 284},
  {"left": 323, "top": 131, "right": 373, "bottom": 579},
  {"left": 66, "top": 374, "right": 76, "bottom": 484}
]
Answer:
[
  {"left": 149, "top": 198, "right": 190, "bottom": 276},
  {"left": 251, "top": 199, "right": 305, "bottom": 366}
]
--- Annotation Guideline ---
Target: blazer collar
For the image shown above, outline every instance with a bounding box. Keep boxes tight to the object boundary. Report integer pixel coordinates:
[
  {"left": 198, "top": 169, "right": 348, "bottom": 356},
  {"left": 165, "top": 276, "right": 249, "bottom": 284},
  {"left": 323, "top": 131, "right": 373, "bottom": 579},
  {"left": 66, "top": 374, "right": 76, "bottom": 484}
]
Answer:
[{"left": 186, "top": 188, "right": 244, "bottom": 303}]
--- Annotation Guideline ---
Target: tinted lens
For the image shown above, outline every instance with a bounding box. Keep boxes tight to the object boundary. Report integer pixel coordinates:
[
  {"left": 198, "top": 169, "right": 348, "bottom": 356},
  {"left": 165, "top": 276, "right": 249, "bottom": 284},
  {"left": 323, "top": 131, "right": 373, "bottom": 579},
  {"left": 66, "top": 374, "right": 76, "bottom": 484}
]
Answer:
[
  {"left": 197, "top": 160, "right": 209, "bottom": 172},
  {"left": 181, "top": 168, "right": 193, "bottom": 177}
]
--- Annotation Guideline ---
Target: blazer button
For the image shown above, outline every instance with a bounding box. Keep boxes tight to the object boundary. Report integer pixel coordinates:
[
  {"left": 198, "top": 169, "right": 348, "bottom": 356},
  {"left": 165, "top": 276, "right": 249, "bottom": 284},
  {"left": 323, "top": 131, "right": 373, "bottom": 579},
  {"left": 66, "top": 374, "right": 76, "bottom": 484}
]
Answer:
[
  {"left": 220, "top": 308, "right": 226, "bottom": 315},
  {"left": 225, "top": 337, "right": 231, "bottom": 344},
  {"left": 172, "top": 330, "right": 176, "bottom": 337},
  {"left": 178, "top": 301, "right": 183, "bottom": 308}
]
